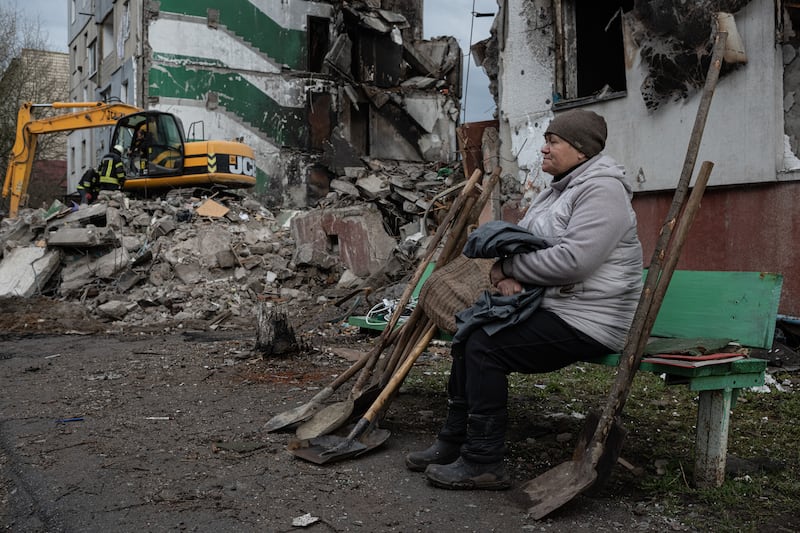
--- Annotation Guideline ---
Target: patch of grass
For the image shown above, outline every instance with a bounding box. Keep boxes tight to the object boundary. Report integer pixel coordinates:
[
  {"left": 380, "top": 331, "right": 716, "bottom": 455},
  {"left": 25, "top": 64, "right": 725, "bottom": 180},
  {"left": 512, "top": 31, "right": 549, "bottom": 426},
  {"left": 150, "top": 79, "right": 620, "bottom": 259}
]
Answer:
[{"left": 402, "top": 357, "right": 800, "bottom": 531}]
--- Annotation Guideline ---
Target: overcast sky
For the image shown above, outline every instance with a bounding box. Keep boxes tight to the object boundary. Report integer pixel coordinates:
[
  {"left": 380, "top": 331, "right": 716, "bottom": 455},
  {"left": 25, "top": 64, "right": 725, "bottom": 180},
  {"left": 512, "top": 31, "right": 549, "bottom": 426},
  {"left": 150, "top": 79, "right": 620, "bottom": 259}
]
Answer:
[
  {"left": 424, "top": 0, "right": 496, "bottom": 122},
  {"left": 16, "top": 0, "right": 496, "bottom": 122}
]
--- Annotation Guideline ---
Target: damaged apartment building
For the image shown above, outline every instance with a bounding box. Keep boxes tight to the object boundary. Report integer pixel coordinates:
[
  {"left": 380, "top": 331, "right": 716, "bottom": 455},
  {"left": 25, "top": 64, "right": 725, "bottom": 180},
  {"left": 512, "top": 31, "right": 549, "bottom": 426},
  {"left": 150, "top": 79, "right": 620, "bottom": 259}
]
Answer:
[
  {"left": 475, "top": 0, "right": 800, "bottom": 315},
  {"left": 67, "top": 0, "right": 461, "bottom": 207}
]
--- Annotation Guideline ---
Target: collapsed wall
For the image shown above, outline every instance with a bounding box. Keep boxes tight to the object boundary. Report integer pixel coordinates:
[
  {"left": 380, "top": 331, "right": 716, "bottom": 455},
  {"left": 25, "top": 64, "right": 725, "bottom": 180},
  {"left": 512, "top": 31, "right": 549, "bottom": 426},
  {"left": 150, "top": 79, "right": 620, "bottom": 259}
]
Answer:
[{"left": 145, "top": 1, "right": 462, "bottom": 210}]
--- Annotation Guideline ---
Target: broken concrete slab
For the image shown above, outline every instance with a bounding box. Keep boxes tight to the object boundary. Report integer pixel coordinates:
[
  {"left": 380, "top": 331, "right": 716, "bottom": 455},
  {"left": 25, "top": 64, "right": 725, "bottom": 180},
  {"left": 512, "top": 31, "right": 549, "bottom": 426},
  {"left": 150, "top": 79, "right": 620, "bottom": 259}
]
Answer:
[
  {"left": 152, "top": 217, "right": 176, "bottom": 237},
  {"left": 294, "top": 243, "right": 340, "bottom": 270},
  {"left": 60, "top": 247, "right": 131, "bottom": 292},
  {"left": 355, "top": 174, "right": 391, "bottom": 200},
  {"left": 216, "top": 249, "right": 237, "bottom": 269},
  {"left": 330, "top": 179, "right": 360, "bottom": 197},
  {"left": 290, "top": 205, "right": 397, "bottom": 277},
  {"left": 46, "top": 227, "right": 119, "bottom": 247},
  {"left": 404, "top": 95, "right": 443, "bottom": 132},
  {"left": 0, "top": 246, "right": 61, "bottom": 297},
  {"left": 0, "top": 218, "right": 35, "bottom": 257},
  {"left": 46, "top": 202, "right": 107, "bottom": 231},
  {"left": 96, "top": 300, "right": 130, "bottom": 320},
  {"left": 174, "top": 263, "right": 202, "bottom": 284}
]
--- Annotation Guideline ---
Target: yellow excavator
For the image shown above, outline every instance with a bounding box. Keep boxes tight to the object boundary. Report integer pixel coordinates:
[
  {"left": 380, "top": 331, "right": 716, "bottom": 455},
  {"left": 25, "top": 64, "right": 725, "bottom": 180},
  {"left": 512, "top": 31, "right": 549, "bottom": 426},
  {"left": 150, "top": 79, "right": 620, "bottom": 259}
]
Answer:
[{"left": 2, "top": 101, "right": 257, "bottom": 218}]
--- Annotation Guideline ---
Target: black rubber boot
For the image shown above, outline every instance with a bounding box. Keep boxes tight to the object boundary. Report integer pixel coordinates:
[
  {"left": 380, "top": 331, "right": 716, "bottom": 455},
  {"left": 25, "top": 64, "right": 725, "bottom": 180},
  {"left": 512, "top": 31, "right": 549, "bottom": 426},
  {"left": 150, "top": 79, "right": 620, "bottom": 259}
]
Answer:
[
  {"left": 405, "top": 439, "right": 461, "bottom": 472},
  {"left": 424, "top": 414, "right": 510, "bottom": 490},
  {"left": 425, "top": 457, "right": 510, "bottom": 490},
  {"left": 405, "top": 398, "right": 466, "bottom": 472}
]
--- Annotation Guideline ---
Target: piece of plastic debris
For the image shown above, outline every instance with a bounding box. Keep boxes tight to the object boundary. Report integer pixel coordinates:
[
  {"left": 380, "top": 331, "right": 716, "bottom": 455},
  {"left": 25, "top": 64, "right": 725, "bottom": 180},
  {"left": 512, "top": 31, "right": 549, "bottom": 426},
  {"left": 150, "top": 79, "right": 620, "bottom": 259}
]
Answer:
[
  {"left": 56, "top": 417, "right": 84, "bottom": 423},
  {"left": 292, "top": 513, "right": 320, "bottom": 527}
]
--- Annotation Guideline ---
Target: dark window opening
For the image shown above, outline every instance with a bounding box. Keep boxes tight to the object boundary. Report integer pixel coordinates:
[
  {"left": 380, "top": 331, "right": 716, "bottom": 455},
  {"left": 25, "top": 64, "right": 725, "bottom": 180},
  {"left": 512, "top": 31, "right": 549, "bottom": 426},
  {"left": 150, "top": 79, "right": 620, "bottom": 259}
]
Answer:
[
  {"left": 308, "top": 16, "right": 330, "bottom": 73},
  {"left": 347, "top": 101, "right": 369, "bottom": 156},
  {"left": 787, "top": 6, "right": 800, "bottom": 45},
  {"left": 327, "top": 234, "right": 339, "bottom": 255},
  {"left": 308, "top": 92, "right": 333, "bottom": 151},
  {"left": 556, "top": 0, "right": 633, "bottom": 105}
]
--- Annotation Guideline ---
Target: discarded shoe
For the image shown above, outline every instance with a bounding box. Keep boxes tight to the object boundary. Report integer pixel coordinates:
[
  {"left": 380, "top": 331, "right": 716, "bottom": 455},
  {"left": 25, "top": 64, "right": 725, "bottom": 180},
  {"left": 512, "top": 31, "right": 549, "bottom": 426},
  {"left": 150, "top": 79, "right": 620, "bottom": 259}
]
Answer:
[
  {"left": 405, "top": 439, "right": 461, "bottom": 472},
  {"left": 425, "top": 457, "right": 511, "bottom": 490}
]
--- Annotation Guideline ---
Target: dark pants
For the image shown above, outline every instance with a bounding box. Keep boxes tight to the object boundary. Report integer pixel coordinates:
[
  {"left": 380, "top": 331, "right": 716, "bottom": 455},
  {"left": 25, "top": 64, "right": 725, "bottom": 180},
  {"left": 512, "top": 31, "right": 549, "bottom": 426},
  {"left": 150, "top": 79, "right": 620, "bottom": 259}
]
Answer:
[{"left": 448, "top": 308, "right": 612, "bottom": 416}]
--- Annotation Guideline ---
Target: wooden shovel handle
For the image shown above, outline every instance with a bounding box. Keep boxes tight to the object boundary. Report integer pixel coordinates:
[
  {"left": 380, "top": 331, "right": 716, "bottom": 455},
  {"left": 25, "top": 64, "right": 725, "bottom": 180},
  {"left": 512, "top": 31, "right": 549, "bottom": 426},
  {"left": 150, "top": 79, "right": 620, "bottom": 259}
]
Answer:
[
  {"left": 349, "top": 169, "right": 484, "bottom": 394},
  {"left": 586, "top": 32, "right": 727, "bottom": 461},
  {"left": 634, "top": 161, "right": 714, "bottom": 362},
  {"left": 361, "top": 324, "right": 437, "bottom": 425},
  {"left": 589, "top": 160, "right": 714, "bottom": 464},
  {"left": 374, "top": 166, "right": 504, "bottom": 387}
]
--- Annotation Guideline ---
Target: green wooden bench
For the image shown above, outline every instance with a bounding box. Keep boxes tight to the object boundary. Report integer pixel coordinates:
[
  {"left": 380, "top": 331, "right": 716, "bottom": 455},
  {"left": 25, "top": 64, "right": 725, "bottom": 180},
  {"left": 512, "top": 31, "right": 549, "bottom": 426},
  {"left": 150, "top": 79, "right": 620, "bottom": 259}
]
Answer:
[{"left": 348, "top": 270, "right": 784, "bottom": 488}]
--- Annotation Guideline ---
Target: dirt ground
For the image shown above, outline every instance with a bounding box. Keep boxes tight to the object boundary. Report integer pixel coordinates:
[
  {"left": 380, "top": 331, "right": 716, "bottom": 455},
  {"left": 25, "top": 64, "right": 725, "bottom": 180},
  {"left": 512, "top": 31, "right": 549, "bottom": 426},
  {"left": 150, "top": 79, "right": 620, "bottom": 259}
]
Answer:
[{"left": 1, "top": 297, "right": 696, "bottom": 532}]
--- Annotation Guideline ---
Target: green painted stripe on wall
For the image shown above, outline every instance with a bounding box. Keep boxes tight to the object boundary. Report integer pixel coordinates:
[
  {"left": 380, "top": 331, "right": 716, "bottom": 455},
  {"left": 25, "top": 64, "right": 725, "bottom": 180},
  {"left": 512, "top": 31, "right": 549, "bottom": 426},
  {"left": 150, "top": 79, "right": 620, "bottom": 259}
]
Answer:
[
  {"left": 148, "top": 65, "right": 307, "bottom": 147},
  {"left": 255, "top": 166, "right": 271, "bottom": 193},
  {"left": 152, "top": 52, "right": 227, "bottom": 68},
  {"left": 158, "top": 0, "right": 306, "bottom": 68}
]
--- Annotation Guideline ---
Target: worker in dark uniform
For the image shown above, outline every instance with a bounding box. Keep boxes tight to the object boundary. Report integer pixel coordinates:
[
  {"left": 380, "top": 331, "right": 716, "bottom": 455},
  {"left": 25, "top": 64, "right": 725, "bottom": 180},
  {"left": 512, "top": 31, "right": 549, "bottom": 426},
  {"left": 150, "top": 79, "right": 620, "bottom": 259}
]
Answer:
[
  {"left": 76, "top": 167, "right": 100, "bottom": 204},
  {"left": 97, "top": 145, "right": 127, "bottom": 191},
  {"left": 129, "top": 126, "right": 153, "bottom": 174}
]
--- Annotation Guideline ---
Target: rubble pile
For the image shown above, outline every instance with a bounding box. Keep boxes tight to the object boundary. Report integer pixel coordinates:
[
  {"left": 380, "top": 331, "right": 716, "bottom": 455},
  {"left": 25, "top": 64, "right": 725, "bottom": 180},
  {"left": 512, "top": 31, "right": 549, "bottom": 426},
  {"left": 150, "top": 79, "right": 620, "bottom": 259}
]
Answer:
[
  {"left": 0, "top": 162, "right": 471, "bottom": 332},
  {"left": 310, "top": 160, "right": 461, "bottom": 238},
  {"left": 0, "top": 191, "right": 296, "bottom": 331}
]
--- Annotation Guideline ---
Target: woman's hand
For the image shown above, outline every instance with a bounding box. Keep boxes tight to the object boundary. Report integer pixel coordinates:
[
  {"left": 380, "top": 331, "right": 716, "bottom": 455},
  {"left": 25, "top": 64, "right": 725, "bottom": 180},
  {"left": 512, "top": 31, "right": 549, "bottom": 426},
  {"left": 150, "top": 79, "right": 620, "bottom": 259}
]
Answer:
[
  {"left": 489, "top": 261, "right": 506, "bottom": 286},
  {"left": 495, "top": 277, "right": 523, "bottom": 296}
]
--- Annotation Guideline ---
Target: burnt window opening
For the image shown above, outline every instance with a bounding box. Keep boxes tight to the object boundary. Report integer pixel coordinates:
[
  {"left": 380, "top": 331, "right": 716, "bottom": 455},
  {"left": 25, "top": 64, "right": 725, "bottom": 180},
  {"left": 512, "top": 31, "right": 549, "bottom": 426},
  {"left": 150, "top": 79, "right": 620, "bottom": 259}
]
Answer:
[
  {"left": 783, "top": 4, "right": 800, "bottom": 156},
  {"left": 308, "top": 16, "right": 330, "bottom": 73},
  {"left": 555, "top": 0, "right": 633, "bottom": 107},
  {"left": 346, "top": 101, "right": 369, "bottom": 155},
  {"left": 308, "top": 92, "right": 333, "bottom": 151},
  {"left": 785, "top": 5, "right": 800, "bottom": 45},
  {"left": 327, "top": 234, "right": 340, "bottom": 255}
]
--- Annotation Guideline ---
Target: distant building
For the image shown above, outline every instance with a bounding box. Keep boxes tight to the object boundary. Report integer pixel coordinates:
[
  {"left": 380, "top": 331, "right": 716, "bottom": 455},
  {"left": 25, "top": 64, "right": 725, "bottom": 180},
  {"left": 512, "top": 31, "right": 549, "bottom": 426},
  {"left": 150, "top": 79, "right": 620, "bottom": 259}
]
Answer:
[
  {"left": 1, "top": 48, "right": 69, "bottom": 208},
  {"left": 67, "top": 0, "right": 138, "bottom": 193},
  {"left": 67, "top": 0, "right": 462, "bottom": 206},
  {"left": 3, "top": 49, "right": 69, "bottom": 159}
]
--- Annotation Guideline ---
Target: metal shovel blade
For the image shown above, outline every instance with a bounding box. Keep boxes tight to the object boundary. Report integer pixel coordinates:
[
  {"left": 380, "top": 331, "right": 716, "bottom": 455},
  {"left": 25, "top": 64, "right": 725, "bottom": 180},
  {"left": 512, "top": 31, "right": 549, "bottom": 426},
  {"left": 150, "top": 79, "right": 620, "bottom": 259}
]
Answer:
[
  {"left": 295, "top": 399, "right": 354, "bottom": 440},
  {"left": 577, "top": 412, "right": 628, "bottom": 496},
  {"left": 515, "top": 460, "right": 597, "bottom": 520},
  {"left": 289, "top": 428, "right": 391, "bottom": 465},
  {"left": 264, "top": 386, "right": 336, "bottom": 432},
  {"left": 264, "top": 402, "right": 317, "bottom": 432}
]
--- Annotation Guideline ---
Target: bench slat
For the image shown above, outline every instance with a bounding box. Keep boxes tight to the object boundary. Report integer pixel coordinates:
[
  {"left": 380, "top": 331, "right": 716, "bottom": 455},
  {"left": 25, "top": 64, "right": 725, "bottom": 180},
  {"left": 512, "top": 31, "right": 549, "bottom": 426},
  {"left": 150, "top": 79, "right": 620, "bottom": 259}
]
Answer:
[
  {"left": 650, "top": 270, "right": 783, "bottom": 349},
  {"left": 584, "top": 353, "right": 767, "bottom": 378}
]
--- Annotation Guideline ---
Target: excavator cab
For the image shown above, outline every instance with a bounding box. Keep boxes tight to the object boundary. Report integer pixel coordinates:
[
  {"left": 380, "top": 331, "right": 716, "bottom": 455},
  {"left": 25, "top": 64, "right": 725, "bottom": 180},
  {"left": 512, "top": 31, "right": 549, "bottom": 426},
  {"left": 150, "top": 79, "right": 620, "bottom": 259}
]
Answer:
[{"left": 111, "top": 111, "right": 185, "bottom": 177}]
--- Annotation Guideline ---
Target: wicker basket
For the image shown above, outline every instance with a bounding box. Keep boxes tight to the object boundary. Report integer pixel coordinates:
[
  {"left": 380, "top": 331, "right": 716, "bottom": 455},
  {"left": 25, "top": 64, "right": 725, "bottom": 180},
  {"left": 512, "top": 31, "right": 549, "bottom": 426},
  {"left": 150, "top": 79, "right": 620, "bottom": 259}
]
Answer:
[{"left": 418, "top": 255, "right": 494, "bottom": 334}]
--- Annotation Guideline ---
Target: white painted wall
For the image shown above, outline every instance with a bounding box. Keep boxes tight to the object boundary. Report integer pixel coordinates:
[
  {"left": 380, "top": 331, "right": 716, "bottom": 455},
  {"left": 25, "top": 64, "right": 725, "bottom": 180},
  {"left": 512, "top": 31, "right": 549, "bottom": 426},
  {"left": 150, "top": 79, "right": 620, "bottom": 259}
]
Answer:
[
  {"left": 249, "top": 0, "right": 333, "bottom": 30},
  {"left": 496, "top": 0, "right": 559, "bottom": 198},
  {"left": 149, "top": 19, "right": 283, "bottom": 73},
  {"left": 498, "top": 0, "right": 785, "bottom": 196}
]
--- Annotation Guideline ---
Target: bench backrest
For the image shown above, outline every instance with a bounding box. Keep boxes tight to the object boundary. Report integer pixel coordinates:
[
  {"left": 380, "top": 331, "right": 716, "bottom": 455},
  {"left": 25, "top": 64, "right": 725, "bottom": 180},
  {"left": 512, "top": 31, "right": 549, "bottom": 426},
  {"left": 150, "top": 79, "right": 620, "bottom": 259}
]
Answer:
[{"left": 651, "top": 270, "right": 783, "bottom": 349}]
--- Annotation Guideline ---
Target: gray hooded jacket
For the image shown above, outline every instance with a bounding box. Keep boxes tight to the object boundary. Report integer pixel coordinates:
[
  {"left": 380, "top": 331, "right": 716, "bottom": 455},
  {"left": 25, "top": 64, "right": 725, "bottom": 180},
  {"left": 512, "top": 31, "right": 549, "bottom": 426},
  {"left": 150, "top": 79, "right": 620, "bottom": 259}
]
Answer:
[{"left": 501, "top": 154, "right": 643, "bottom": 351}]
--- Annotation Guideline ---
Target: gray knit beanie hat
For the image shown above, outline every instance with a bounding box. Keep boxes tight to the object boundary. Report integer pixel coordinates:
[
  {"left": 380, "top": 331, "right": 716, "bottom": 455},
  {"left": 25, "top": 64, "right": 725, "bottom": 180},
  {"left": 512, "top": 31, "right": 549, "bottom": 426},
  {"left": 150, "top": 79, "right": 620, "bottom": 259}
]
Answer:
[{"left": 545, "top": 109, "right": 607, "bottom": 158}]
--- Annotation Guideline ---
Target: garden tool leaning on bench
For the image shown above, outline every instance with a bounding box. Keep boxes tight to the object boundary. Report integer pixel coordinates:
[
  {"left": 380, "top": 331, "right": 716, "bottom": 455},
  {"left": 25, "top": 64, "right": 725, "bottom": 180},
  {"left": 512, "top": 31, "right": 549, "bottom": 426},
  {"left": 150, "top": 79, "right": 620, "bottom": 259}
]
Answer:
[
  {"left": 263, "top": 168, "right": 484, "bottom": 435},
  {"left": 274, "top": 167, "right": 503, "bottom": 464},
  {"left": 515, "top": 30, "right": 727, "bottom": 520}
]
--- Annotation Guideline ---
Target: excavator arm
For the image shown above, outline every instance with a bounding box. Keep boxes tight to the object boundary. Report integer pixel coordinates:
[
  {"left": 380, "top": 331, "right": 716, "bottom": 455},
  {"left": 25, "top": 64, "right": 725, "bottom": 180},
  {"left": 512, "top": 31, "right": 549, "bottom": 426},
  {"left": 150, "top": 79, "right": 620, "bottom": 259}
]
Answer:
[{"left": 2, "top": 101, "right": 141, "bottom": 218}]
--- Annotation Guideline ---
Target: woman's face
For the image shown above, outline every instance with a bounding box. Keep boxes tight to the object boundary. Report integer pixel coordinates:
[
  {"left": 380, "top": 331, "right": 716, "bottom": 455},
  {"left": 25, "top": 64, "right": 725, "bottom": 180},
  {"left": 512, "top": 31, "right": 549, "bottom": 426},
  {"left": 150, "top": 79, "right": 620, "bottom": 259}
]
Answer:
[{"left": 540, "top": 133, "right": 587, "bottom": 176}]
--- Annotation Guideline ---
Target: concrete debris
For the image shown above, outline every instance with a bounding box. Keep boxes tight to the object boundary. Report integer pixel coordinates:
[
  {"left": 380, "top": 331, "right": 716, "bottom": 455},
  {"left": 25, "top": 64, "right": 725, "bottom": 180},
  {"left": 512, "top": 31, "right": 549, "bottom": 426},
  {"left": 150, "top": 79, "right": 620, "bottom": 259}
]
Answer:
[
  {"left": 0, "top": 160, "right": 472, "bottom": 330},
  {"left": 0, "top": 246, "right": 61, "bottom": 297}
]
